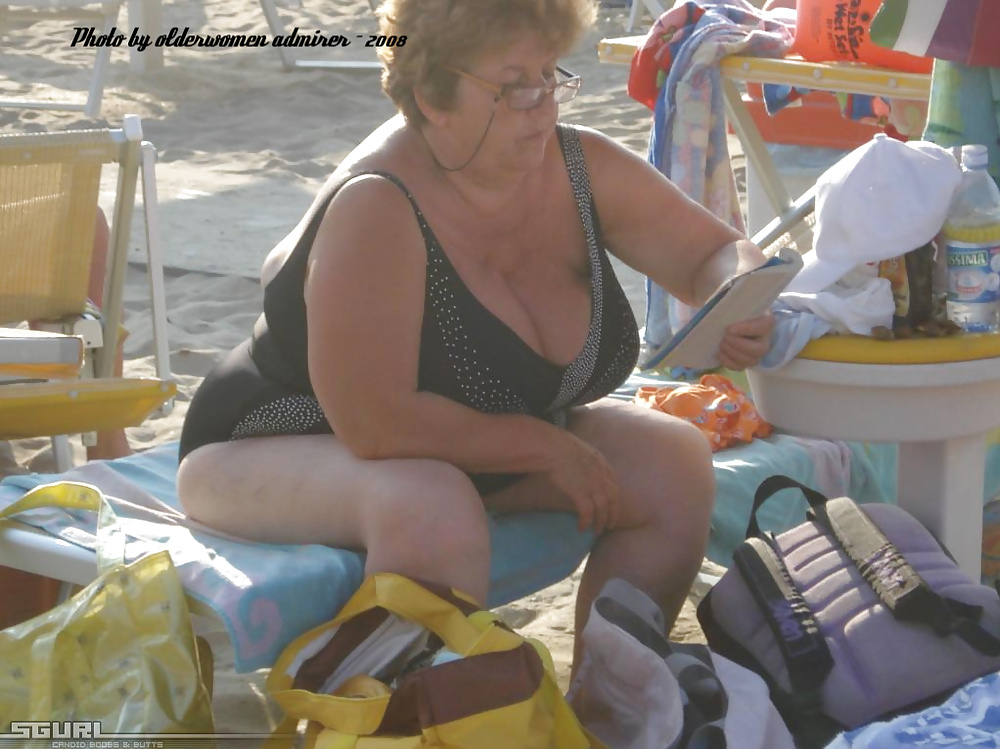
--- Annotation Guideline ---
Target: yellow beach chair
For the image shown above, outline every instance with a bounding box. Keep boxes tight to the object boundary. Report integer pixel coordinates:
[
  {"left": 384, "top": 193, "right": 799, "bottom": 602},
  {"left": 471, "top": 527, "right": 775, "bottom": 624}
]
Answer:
[{"left": 0, "top": 116, "right": 175, "bottom": 471}]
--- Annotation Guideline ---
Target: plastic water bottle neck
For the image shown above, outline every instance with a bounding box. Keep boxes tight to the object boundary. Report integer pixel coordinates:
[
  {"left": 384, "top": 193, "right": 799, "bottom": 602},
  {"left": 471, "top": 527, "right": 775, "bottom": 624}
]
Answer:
[{"left": 961, "top": 144, "right": 990, "bottom": 172}]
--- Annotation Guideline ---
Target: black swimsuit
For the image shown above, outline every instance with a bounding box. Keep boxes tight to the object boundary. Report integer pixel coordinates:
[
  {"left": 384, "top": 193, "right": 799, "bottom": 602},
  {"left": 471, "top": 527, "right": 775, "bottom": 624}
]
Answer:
[{"left": 179, "top": 124, "right": 640, "bottom": 494}]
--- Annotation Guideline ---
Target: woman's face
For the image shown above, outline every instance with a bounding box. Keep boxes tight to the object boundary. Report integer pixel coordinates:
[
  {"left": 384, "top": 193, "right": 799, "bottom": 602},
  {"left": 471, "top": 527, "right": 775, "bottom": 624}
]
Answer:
[{"left": 446, "top": 34, "right": 564, "bottom": 171}]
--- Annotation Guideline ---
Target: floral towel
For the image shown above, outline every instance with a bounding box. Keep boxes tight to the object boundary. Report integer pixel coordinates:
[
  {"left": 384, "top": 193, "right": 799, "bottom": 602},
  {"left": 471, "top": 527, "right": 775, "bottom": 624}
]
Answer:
[
  {"left": 634, "top": 373, "right": 773, "bottom": 451},
  {"left": 627, "top": 0, "right": 793, "bottom": 352}
]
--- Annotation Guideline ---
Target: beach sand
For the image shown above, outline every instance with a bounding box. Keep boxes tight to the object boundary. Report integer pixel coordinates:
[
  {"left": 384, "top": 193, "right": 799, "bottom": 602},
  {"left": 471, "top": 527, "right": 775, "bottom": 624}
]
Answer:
[{"left": 1, "top": 0, "right": 742, "bottom": 734}]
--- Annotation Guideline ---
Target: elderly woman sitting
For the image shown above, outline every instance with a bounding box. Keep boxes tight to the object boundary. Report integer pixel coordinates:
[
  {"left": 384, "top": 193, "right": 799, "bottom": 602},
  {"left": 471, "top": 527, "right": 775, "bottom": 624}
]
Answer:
[{"left": 176, "top": 0, "right": 774, "bottom": 670}]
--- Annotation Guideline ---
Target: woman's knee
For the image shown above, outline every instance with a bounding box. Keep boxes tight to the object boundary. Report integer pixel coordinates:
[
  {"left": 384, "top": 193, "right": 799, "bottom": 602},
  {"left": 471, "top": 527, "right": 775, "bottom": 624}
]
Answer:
[
  {"left": 656, "top": 416, "right": 715, "bottom": 493},
  {"left": 176, "top": 444, "right": 225, "bottom": 521},
  {"left": 363, "top": 460, "right": 490, "bottom": 560},
  {"left": 618, "top": 413, "right": 716, "bottom": 529}
]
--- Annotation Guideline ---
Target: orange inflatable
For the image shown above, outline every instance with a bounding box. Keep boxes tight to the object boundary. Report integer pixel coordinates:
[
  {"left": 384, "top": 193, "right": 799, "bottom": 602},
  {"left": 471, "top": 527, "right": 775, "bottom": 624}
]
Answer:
[
  {"left": 793, "top": 0, "right": 932, "bottom": 73},
  {"left": 634, "top": 374, "right": 773, "bottom": 453}
]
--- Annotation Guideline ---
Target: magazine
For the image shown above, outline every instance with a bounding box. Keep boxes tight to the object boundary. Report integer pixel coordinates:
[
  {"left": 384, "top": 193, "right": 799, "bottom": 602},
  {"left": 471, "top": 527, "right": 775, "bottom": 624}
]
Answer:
[{"left": 644, "top": 245, "right": 803, "bottom": 371}]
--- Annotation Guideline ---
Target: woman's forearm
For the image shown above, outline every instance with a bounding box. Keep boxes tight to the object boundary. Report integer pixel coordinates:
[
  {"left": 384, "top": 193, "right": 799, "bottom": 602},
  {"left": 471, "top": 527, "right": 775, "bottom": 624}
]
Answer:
[
  {"left": 341, "top": 390, "right": 571, "bottom": 475},
  {"left": 691, "top": 238, "right": 767, "bottom": 306}
]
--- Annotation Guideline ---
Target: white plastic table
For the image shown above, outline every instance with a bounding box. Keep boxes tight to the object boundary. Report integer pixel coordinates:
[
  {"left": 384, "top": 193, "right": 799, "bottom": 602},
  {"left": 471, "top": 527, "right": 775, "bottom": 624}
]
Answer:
[{"left": 747, "top": 358, "right": 1000, "bottom": 579}]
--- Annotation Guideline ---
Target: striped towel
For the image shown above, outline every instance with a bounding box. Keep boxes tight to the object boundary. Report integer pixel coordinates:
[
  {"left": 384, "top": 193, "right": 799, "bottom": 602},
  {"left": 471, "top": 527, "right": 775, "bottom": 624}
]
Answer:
[
  {"left": 627, "top": 0, "right": 792, "bottom": 356},
  {"left": 871, "top": 0, "right": 1000, "bottom": 68}
]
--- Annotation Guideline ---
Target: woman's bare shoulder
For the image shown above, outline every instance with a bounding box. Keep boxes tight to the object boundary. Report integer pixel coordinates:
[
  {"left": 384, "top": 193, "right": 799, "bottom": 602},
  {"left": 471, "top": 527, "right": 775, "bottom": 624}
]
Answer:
[
  {"left": 309, "top": 172, "right": 424, "bottom": 277},
  {"left": 303, "top": 172, "right": 427, "bottom": 317},
  {"left": 334, "top": 114, "right": 413, "bottom": 176},
  {"left": 571, "top": 125, "right": 644, "bottom": 172}
]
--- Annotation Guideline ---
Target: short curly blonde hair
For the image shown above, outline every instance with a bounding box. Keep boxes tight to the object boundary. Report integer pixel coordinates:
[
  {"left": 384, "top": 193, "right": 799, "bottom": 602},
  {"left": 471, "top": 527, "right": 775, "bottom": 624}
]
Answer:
[{"left": 376, "top": 0, "right": 597, "bottom": 125}]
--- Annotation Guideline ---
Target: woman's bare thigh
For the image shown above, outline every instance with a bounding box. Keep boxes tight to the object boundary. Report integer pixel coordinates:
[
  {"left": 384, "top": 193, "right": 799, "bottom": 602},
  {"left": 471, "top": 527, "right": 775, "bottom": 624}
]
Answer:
[
  {"left": 483, "top": 399, "right": 713, "bottom": 527},
  {"left": 176, "top": 433, "right": 476, "bottom": 549}
]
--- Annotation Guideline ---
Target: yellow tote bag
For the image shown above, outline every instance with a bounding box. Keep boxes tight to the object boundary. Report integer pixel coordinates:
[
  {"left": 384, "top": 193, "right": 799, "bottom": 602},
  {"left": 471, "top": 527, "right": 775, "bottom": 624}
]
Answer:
[
  {"left": 266, "top": 573, "right": 605, "bottom": 749},
  {"left": 0, "top": 482, "right": 214, "bottom": 739}
]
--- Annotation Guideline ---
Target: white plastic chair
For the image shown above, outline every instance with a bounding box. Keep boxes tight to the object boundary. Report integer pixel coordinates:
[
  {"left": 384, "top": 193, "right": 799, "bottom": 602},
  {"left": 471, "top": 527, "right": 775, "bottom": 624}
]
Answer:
[{"left": 0, "top": 0, "right": 123, "bottom": 117}]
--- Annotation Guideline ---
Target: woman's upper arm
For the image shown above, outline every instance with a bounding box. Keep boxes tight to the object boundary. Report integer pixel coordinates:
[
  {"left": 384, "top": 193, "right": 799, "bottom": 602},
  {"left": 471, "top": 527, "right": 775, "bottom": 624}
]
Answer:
[
  {"left": 578, "top": 128, "right": 743, "bottom": 306},
  {"left": 260, "top": 239, "right": 293, "bottom": 289},
  {"left": 303, "top": 175, "right": 426, "bottom": 455}
]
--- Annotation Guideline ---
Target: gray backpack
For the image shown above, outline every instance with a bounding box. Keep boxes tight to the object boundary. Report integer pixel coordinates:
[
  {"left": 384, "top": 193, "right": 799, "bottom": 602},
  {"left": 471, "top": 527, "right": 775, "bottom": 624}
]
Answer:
[{"left": 697, "top": 476, "right": 1000, "bottom": 748}]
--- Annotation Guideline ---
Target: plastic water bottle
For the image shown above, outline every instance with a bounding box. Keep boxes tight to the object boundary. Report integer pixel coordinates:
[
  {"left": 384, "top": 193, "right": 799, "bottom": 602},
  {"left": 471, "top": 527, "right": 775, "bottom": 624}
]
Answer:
[{"left": 944, "top": 145, "right": 1000, "bottom": 333}]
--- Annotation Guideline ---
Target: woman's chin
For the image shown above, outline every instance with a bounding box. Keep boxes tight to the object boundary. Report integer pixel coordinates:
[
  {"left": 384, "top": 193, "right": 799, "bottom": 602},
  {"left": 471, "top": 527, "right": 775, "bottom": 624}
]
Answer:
[{"left": 508, "top": 132, "right": 551, "bottom": 167}]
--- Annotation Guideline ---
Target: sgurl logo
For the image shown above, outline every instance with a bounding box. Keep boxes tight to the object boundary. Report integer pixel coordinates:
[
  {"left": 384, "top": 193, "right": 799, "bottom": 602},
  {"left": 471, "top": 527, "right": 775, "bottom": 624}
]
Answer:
[
  {"left": 1, "top": 721, "right": 169, "bottom": 748},
  {"left": 8, "top": 721, "right": 102, "bottom": 740}
]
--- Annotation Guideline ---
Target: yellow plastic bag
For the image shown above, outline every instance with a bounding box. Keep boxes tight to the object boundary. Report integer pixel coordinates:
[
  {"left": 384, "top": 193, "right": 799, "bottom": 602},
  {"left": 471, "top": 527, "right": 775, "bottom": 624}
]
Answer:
[
  {"left": 0, "top": 482, "right": 214, "bottom": 738},
  {"left": 266, "top": 573, "right": 605, "bottom": 749}
]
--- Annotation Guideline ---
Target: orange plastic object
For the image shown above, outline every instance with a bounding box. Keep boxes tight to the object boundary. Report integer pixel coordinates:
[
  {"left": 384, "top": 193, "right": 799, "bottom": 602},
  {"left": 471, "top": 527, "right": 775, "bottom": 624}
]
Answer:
[
  {"left": 793, "top": 0, "right": 932, "bottom": 74},
  {"left": 737, "top": 83, "right": 882, "bottom": 150},
  {"left": 635, "top": 374, "right": 772, "bottom": 452}
]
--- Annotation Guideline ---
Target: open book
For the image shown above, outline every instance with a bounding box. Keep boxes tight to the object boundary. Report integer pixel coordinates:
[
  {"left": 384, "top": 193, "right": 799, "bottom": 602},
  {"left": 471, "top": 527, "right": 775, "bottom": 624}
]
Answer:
[{"left": 643, "top": 245, "right": 803, "bottom": 371}]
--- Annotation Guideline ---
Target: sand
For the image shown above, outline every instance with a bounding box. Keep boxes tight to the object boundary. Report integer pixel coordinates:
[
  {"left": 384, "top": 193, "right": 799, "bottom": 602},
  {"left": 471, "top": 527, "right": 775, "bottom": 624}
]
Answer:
[{"left": 1, "top": 0, "right": 743, "bottom": 735}]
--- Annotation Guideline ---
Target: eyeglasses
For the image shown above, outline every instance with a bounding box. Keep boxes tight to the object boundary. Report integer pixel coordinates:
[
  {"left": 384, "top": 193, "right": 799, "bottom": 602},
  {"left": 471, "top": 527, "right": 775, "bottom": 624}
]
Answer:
[{"left": 445, "top": 65, "right": 582, "bottom": 110}]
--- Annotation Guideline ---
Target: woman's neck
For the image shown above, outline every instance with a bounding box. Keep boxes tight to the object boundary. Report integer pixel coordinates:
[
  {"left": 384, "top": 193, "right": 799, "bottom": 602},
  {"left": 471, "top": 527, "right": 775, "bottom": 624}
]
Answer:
[{"left": 417, "top": 123, "right": 536, "bottom": 215}]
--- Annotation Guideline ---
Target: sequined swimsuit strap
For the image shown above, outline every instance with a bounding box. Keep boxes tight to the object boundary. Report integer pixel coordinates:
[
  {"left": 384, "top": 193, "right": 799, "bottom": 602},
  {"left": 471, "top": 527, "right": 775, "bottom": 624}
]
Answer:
[{"left": 546, "top": 125, "right": 605, "bottom": 416}]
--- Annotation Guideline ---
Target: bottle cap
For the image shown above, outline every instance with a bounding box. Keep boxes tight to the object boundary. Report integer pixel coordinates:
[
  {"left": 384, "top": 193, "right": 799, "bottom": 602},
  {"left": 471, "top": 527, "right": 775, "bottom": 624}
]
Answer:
[{"left": 961, "top": 144, "right": 989, "bottom": 171}]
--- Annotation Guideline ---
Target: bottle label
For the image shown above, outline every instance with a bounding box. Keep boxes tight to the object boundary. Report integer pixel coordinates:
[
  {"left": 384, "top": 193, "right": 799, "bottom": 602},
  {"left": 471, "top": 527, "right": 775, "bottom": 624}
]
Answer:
[
  {"left": 878, "top": 256, "right": 910, "bottom": 317},
  {"left": 946, "top": 240, "right": 1000, "bottom": 304}
]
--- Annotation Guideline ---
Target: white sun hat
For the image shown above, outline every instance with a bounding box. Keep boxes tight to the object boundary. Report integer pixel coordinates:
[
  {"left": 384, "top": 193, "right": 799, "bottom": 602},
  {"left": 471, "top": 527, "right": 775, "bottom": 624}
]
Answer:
[{"left": 784, "top": 134, "right": 963, "bottom": 295}]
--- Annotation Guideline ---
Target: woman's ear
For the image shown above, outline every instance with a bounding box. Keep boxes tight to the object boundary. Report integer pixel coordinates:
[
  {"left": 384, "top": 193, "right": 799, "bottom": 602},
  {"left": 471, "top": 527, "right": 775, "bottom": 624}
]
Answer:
[{"left": 414, "top": 84, "right": 450, "bottom": 128}]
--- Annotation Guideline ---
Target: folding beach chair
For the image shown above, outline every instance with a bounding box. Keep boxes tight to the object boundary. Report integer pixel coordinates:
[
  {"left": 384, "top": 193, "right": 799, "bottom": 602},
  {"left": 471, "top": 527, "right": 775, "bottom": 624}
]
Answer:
[
  {"left": 258, "top": 0, "right": 382, "bottom": 72},
  {"left": 0, "top": 0, "right": 123, "bottom": 117},
  {"left": 626, "top": 0, "right": 665, "bottom": 32},
  {"left": 0, "top": 115, "right": 175, "bottom": 471}
]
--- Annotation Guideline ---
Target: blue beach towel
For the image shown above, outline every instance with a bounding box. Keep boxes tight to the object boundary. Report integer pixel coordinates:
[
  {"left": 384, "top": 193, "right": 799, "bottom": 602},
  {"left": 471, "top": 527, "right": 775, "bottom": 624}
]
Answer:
[
  {"left": 0, "top": 445, "right": 594, "bottom": 672},
  {"left": 6, "top": 376, "right": 1000, "bottom": 672},
  {"left": 825, "top": 670, "right": 1000, "bottom": 748}
]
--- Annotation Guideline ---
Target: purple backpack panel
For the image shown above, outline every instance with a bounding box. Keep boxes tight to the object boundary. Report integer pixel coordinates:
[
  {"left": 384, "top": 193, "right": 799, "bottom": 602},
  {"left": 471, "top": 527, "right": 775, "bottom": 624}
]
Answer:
[{"left": 699, "top": 476, "right": 1000, "bottom": 740}]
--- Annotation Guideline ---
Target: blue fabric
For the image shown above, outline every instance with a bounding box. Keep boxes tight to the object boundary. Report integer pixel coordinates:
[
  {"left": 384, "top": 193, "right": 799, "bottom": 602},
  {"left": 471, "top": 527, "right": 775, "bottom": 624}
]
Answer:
[
  {"left": 825, "top": 670, "right": 1000, "bottom": 748},
  {"left": 4, "top": 434, "right": 892, "bottom": 651},
  {"left": 7, "top": 376, "right": 1000, "bottom": 672},
  {"left": 708, "top": 434, "right": 890, "bottom": 562},
  {"left": 758, "top": 304, "right": 833, "bottom": 370},
  {"left": 0, "top": 445, "right": 594, "bottom": 672}
]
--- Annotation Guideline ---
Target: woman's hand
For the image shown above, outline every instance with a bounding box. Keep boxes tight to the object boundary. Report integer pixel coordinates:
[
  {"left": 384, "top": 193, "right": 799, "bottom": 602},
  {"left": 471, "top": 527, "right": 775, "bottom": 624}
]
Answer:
[
  {"left": 718, "top": 310, "right": 775, "bottom": 370},
  {"left": 546, "top": 434, "right": 621, "bottom": 535}
]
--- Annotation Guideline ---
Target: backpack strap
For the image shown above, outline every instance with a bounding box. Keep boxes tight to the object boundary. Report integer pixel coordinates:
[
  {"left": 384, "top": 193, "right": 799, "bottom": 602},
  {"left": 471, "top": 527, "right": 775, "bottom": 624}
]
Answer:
[
  {"left": 745, "top": 475, "right": 830, "bottom": 540},
  {"left": 732, "top": 536, "right": 834, "bottom": 710},
  {"left": 812, "top": 497, "right": 1000, "bottom": 657}
]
